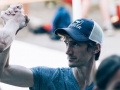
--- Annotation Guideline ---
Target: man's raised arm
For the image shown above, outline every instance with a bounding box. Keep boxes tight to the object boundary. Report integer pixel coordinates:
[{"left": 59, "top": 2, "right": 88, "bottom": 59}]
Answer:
[{"left": 0, "top": 4, "right": 33, "bottom": 87}]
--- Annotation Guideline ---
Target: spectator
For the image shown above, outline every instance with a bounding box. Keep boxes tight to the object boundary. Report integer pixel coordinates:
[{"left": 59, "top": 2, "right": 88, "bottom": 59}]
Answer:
[
  {"left": 31, "top": 6, "right": 71, "bottom": 40},
  {"left": 50, "top": 6, "right": 71, "bottom": 40},
  {"left": 94, "top": 55, "right": 120, "bottom": 90}
]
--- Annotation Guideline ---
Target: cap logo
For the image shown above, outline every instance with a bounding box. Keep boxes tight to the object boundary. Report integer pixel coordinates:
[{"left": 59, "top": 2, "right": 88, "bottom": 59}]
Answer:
[{"left": 68, "top": 20, "right": 84, "bottom": 29}]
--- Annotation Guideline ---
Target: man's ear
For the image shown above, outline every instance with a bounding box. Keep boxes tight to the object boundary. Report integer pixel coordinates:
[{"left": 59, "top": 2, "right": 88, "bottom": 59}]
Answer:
[{"left": 94, "top": 44, "right": 101, "bottom": 54}]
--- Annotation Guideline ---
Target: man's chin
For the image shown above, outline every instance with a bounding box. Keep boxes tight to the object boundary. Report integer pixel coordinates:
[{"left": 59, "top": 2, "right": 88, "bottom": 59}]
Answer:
[{"left": 68, "top": 64, "right": 76, "bottom": 67}]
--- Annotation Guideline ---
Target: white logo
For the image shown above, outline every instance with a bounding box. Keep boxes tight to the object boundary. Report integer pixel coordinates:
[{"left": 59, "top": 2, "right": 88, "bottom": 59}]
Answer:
[
  {"left": 75, "top": 20, "right": 84, "bottom": 25},
  {"left": 68, "top": 20, "right": 84, "bottom": 29}
]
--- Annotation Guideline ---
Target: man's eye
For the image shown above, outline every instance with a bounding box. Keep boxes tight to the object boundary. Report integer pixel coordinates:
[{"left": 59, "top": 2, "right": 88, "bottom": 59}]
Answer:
[
  {"left": 73, "top": 42, "right": 78, "bottom": 46},
  {"left": 65, "top": 42, "right": 68, "bottom": 45}
]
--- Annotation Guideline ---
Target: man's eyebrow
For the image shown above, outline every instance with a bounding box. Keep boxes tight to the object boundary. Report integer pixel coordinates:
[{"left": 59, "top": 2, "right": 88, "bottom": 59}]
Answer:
[{"left": 64, "top": 40, "right": 76, "bottom": 43}]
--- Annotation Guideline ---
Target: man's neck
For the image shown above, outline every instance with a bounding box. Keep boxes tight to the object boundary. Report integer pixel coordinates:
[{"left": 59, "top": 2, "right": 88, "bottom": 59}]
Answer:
[{"left": 72, "top": 59, "right": 96, "bottom": 90}]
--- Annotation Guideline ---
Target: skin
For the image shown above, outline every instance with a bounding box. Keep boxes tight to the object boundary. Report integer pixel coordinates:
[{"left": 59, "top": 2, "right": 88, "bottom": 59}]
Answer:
[
  {"left": 65, "top": 35, "right": 94, "bottom": 67},
  {"left": 64, "top": 35, "right": 100, "bottom": 90},
  {"left": 0, "top": 4, "right": 100, "bottom": 90},
  {"left": 0, "top": 4, "right": 28, "bottom": 52},
  {"left": 0, "top": 4, "right": 33, "bottom": 87}
]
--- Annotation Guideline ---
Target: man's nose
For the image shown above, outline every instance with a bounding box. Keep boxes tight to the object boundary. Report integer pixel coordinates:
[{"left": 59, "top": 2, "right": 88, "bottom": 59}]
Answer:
[{"left": 66, "top": 45, "right": 73, "bottom": 55}]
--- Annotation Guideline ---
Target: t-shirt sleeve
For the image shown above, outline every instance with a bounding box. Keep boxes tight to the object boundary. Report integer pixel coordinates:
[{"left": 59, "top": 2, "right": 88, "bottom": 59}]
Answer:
[{"left": 29, "top": 66, "right": 57, "bottom": 90}]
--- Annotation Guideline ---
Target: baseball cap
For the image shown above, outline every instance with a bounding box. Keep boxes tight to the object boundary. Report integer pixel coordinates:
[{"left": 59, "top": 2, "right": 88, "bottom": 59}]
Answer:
[{"left": 55, "top": 18, "right": 104, "bottom": 45}]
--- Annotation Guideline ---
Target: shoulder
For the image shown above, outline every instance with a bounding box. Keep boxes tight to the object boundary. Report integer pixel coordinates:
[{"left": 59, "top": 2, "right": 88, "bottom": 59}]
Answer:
[
  {"left": 30, "top": 66, "right": 57, "bottom": 75},
  {"left": 30, "top": 66, "right": 71, "bottom": 84},
  {"left": 30, "top": 66, "right": 71, "bottom": 76}
]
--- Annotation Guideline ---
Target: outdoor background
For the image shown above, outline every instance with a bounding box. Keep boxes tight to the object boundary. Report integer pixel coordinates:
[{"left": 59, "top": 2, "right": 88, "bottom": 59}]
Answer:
[
  {"left": 0, "top": 0, "right": 120, "bottom": 63},
  {"left": 0, "top": 0, "right": 120, "bottom": 90}
]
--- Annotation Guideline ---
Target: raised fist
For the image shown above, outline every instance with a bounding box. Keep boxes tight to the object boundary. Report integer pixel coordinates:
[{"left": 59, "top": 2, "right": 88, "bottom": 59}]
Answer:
[
  {"left": 1, "top": 4, "right": 29, "bottom": 30},
  {"left": 0, "top": 4, "right": 29, "bottom": 52}
]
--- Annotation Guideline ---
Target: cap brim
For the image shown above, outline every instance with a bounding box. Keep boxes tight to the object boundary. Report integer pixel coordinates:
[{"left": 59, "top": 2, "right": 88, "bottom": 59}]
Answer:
[{"left": 55, "top": 28, "right": 89, "bottom": 41}]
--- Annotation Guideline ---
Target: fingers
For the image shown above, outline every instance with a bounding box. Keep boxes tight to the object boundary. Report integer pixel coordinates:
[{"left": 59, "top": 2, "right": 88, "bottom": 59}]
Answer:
[
  {"left": 7, "top": 8, "right": 15, "bottom": 15},
  {"left": 15, "top": 10, "right": 22, "bottom": 15},
  {"left": 10, "top": 4, "right": 22, "bottom": 9},
  {"left": 3, "top": 8, "right": 15, "bottom": 16},
  {"left": 1, "top": 3, "right": 23, "bottom": 19},
  {"left": 5, "top": 10, "right": 10, "bottom": 15},
  {"left": 1, "top": 7, "right": 21, "bottom": 19},
  {"left": 1, "top": 8, "right": 16, "bottom": 21},
  {"left": 10, "top": 4, "right": 22, "bottom": 12},
  {"left": 1, "top": 11, "right": 5, "bottom": 18},
  {"left": 0, "top": 3, "right": 27, "bottom": 31},
  {"left": 0, "top": 10, "right": 8, "bottom": 21}
]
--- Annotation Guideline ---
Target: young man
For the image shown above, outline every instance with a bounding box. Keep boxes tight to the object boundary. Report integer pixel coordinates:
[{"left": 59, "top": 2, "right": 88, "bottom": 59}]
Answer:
[{"left": 0, "top": 4, "right": 103, "bottom": 90}]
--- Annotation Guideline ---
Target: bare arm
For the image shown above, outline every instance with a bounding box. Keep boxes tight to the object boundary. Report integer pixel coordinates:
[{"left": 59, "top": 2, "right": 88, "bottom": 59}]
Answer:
[
  {"left": 0, "top": 4, "right": 34, "bottom": 87},
  {"left": 0, "top": 47, "right": 10, "bottom": 78},
  {"left": 0, "top": 21, "right": 19, "bottom": 52},
  {"left": 0, "top": 46, "right": 34, "bottom": 87},
  {"left": 0, "top": 24, "right": 34, "bottom": 87}
]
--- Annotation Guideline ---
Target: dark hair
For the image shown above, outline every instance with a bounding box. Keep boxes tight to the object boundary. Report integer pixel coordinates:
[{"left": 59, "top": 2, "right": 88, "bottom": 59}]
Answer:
[
  {"left": 85, "top": 40, "right": 100, "bottom": 61},
  {"left": 95, "top": 55, "right": 120, "bottom": 90}
]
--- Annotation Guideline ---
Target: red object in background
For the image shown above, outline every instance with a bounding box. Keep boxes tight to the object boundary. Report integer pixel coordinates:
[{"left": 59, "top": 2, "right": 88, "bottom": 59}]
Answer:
[
  {"left": 62, "top": 0, "right": 72, "bottom": 6},
  {"left": 43, "top": 24, "right": 52, "bottom": 32},
  {"left": 112, "top": 4, "right": 120, "bottom": 28},
  {"left": 117, "top": 4, "right": 120, "bottom": 21}
]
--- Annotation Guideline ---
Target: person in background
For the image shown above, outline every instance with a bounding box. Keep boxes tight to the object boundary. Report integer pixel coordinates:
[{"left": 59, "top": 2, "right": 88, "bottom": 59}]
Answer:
[
  {"left": 31, "top": 5, "right": 71, "bottom": 40},
  {"left": 50, "top": 6, "right": 71, "bottom": 40},
  {"left": 81, "top": 0, "right": 114, "bottom": 36},
  {"left": 94, "top": 55, "right": 120, "bottom": 90},
  {"left": 0, "top": 4, "right": 103, "bottom": 90},
  {"left": 31, "top": 1, "right": 71, "bottom": 40}
]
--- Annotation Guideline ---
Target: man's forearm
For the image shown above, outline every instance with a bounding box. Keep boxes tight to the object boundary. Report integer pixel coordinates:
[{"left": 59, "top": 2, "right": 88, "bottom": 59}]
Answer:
[
  {"left": 0, "top": 47, "right": 10, "bottom": 78},
  {"left": 0, "top": 21, "right": 18, "bottom": 78},
  {"left": 0, "top": 21, "right": 19, "bottom": 52},
  {"left": 3, "top": 20, "right": 19, "bottom": 34}
]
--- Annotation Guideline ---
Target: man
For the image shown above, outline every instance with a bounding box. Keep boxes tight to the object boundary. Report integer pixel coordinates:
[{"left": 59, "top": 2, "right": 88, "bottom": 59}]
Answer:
[{"left": 0, "top": 4, "right": 103, "bottom": 90}]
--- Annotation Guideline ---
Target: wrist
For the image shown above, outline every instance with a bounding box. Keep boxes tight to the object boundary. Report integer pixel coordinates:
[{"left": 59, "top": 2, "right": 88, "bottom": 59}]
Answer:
[{"left": 4, "top": 20, "right": 19, "bottom": 32}]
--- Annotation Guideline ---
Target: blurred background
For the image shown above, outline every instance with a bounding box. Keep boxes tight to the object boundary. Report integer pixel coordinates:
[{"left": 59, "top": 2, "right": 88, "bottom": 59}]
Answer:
[
  {"left": 0, "top": 0, "right": 120, "bottom": 90},
  {"left": 0, "top": 0, "right": 120, "bottom": 66},
  {"left": 0, "top": 0, "right": 119, "bottom": 49}
]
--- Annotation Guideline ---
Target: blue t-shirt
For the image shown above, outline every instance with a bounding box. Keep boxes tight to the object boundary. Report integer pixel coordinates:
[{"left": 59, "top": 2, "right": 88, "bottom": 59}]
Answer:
[{"left": 29, "top": 67, "right": 94, "bottom": 90}]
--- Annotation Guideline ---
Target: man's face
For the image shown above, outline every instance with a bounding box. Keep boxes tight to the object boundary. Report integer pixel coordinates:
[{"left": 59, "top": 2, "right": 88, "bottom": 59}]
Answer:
[
  {"left": 64, "top": 35, "right": 95, "bottom": 67},
  {"left": 106, "top": 69, "right": 120, "bottom": 90}
]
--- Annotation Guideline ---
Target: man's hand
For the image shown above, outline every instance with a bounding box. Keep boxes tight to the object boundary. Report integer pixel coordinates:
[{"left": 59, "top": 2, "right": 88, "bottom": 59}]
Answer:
[
  {"left": 0, "top": 4, "right": 29, "bottom": 52},
  {"left": 1, "top": 4, "right": 29, "bottom": 31}
]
